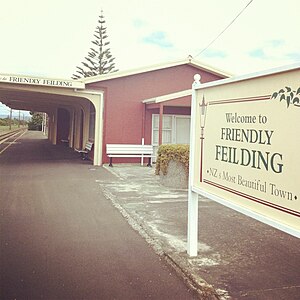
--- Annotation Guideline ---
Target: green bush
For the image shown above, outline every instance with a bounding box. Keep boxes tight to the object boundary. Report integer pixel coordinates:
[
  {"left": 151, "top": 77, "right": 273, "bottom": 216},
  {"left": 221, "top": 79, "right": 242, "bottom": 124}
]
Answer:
[
  {"left": 28, "top": 123, "right": 42, "bottom": 131},
  {"left": 0, "top": 119, "right": 7, "bottom": 126},
  {"left": 155, "top": 144, "right": 189, "bottom": 175},
  {"left": 27, "top": 112, "right": 42, "bottom": 131}
]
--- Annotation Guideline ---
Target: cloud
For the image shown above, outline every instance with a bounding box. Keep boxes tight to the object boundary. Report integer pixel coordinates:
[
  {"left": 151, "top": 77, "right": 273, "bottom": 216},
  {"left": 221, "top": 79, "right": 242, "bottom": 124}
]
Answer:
[
  {"left": 286, "top": 53, "right": 300, "bottom": 61},
  {"left": 0, "top": 0, "right": 299, "bottom": 78},
  {"left": 249, "top": 48, "right": 266, "bottom": 58},
  {"left": 142, "top": 31, "right": 173, "bottom": 48},
  {"left": 202, "top": 49, "right": 227, "bottom": 58},
  {"left": 0, "top": 103, "right": 10, "bottom": 114},
  {"left": 132, "top": 19, "right": 147, "bottom": 29},
  {"left": 244, "top": 36, "right": 299, "bottom": 70},
  {"left": 268, "top": 39, "right": 285, "bottom": 47}
]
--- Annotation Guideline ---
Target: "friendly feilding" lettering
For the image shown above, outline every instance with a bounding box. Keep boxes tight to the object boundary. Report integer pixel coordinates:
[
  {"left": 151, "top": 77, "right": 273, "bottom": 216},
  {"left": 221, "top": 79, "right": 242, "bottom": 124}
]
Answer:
[{"left": 214, "top": 112, "right": 283, "bottom": 174}]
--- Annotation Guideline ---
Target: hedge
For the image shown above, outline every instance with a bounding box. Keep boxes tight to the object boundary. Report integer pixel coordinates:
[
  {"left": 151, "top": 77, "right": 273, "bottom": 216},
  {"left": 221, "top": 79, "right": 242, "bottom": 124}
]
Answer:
[
  {"left": 28, "top": 123, "right": 42, "bottom": 131},
  {"left": 155, "top": 144, "right": 189, "bottom": 175}
]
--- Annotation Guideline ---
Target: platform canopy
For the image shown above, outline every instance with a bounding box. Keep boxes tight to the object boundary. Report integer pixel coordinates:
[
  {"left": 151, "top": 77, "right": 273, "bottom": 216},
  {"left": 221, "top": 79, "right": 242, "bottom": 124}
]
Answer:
[{"left": 0, "top": 73, "right": 104, "bottom": 165}]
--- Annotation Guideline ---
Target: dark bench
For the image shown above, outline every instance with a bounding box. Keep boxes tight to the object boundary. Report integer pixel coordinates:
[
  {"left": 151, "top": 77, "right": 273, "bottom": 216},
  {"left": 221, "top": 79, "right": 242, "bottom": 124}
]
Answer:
[
  {"left": 60, "top": 139, "right": 69, "bottom": 146},
  {"left": 106, "top": 144, "right": 154, "bottom": 167},
  {"left": 75, "top": 141, "right": 94, "bottom": 160}
]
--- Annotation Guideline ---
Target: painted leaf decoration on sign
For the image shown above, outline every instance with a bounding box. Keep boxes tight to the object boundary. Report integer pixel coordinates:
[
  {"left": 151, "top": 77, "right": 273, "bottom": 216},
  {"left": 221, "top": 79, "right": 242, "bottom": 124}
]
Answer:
[
  {"left": 293, "top": 97, "right": 300, "bottom": 106},
  {"left": 280, "top": 94, "right": 285, "bottom": 101},
  {"left": 286, "top": 96, "right": 291, "bottom": 107},
  {"left": 271, "top": 86, "right": 300, "bottom": 108}
]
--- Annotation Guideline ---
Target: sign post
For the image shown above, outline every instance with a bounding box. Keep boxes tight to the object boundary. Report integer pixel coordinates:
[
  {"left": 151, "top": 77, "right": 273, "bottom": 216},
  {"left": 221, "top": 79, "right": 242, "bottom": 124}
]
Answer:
[{"left": 187, "top": 74, "right": 201, "bottom": 257}]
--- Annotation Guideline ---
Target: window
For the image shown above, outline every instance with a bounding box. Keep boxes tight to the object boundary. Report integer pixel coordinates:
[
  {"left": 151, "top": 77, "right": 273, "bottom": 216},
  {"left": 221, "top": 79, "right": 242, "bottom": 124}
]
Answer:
[
  {"left": 151, "top": 114, "right": 191, "bottom": 160},
  {"left": 152, "top": 115, "right": 172, "bottom": 145}
]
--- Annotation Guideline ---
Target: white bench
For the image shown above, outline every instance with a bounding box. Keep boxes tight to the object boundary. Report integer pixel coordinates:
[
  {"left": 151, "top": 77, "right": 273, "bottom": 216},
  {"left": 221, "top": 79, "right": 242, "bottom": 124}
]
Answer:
[
  {"left": 106, "top": 144, "right": 154, "bottom": 167},
  {"left": 75, "top": 141, "right": 94, "bottom": 160}
]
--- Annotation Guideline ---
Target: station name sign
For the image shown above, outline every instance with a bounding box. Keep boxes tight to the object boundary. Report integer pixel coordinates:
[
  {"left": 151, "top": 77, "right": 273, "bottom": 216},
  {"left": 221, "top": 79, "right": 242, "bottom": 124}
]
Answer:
[{"left": 0, "top": 74, "right": 85, "bottom": 89}]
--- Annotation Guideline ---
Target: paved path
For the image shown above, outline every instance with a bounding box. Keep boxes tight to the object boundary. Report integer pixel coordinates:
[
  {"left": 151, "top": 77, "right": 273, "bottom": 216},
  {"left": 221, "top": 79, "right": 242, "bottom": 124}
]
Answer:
[
  {"left": 100, "top": 165, "right": 300, "bottom": 300},
  {"left": 0, "top": 131, "right": 198, "bottom": 300}
]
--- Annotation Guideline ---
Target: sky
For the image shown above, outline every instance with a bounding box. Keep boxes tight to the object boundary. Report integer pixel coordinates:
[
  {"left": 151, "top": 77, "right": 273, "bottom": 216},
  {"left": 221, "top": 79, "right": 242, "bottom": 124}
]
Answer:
[{"left": 0, "top": 0, "right": 299, "bottom": 114}]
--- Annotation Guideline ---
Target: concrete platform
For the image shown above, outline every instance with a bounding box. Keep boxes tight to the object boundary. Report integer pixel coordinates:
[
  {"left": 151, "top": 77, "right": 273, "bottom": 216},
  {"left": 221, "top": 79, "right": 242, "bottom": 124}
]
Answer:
[{"left": 99, "top": 164, "right": 300, "bottom": 299}]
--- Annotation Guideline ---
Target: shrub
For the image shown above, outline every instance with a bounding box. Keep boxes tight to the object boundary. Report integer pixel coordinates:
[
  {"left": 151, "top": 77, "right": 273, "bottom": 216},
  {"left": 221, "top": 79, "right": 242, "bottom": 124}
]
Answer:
[
  {"left": 28, "top": 123, "right": 42, "bottom": 131},
  {"left": 155, "top": 144, "right": 189, "bottom": 175}
]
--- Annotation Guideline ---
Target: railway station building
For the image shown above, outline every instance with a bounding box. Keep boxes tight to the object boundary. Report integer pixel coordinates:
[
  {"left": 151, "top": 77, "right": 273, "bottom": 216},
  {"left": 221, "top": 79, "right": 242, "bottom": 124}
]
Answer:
[{"left": 0, "top": 57, "right": 230, "bottom": 165}]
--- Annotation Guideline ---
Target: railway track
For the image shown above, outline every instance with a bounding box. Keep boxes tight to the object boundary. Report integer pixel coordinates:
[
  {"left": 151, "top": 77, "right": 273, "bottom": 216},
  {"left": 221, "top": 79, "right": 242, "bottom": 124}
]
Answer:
[{"left": 0, "top": 128, "right": 27, "bottom": 144}]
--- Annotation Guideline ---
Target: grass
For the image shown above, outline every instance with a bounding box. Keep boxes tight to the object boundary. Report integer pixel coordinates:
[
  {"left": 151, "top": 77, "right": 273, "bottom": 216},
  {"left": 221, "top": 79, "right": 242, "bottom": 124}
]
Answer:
[{"left": 0, "top": 125, "right": 22, "bottom": 132}]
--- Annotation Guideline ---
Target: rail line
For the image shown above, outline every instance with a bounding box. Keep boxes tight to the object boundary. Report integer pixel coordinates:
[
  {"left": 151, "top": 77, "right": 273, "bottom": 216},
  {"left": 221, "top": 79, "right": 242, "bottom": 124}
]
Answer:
[
  {"left": 0, "top": 128, "right": 27, "bottom": 154},
  {"left": 0, "top": 128, "right": 27, "bottom": 142}
]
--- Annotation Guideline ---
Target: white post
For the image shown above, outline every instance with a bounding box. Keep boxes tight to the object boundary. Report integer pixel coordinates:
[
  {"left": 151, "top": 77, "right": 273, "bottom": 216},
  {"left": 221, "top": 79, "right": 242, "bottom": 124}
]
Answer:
[
  {"left": 187, "top": 74, "right": 201, "bottom": 257},
  {"left": 93, "top": 94, "right": 103, "bottom": 166},
  {"left": 41, "top": 113, "right": 45, "bottom": 134},
  {"left": 141, "top": 138, "right": 144, "bottom": 166},
  {"left": 187, "top": 189, "right": 198, "bottom": 256}
]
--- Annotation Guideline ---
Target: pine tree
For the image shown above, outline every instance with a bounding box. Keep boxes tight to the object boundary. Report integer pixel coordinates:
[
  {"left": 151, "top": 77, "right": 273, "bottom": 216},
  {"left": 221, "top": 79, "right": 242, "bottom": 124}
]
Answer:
[{"left": 72, "top": 11, "right": 118, "bottom": 79}]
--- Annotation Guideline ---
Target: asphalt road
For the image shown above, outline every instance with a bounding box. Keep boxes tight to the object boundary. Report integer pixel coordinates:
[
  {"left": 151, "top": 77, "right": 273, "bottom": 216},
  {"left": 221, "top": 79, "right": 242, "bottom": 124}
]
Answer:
[{"left": 0, "top": 131, "right": 198, "bottom": 300}]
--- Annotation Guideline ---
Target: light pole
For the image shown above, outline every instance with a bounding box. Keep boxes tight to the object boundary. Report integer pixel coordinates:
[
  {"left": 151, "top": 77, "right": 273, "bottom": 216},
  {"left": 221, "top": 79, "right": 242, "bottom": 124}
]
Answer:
[
  {"left": 199, "top": 96, "right": 207, "bottom": 182},
  {"left": 9, "top": 108, "right": 12, "bottom": 130}
]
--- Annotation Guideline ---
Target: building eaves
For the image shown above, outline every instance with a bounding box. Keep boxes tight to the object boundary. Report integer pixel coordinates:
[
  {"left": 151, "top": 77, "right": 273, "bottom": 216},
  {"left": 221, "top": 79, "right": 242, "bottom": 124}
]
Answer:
[
  {"left": 82, "top": 57, "right": 232, "bottom": 84},
  {"left": 142, "top": 89, "right": 192, "bottom": 104}
]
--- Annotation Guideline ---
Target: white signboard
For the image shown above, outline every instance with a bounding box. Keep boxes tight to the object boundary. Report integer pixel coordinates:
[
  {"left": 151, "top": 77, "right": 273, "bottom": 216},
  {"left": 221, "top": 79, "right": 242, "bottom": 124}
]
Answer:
[
  {"left": 0, "top": 74, "right": 85, "bottom": 89},
  {"left": 188, "top": 66, "right": 300, "bottom": 256}
]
